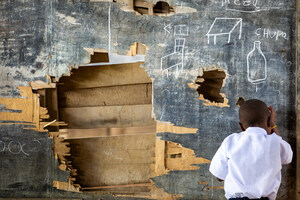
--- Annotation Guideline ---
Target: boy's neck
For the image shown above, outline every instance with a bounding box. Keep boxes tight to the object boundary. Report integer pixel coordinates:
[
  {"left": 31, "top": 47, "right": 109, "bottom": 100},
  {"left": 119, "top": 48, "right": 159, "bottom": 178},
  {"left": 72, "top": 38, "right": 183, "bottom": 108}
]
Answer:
[{"left": 246, "top": 125, "right": 271, "bottom": 134}]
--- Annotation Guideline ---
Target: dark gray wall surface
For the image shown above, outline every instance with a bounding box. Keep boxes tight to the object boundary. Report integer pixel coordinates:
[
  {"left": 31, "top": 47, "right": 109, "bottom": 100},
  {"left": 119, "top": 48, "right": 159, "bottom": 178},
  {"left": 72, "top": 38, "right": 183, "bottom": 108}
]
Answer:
[
  {"left": 0, "top": 0, "right": 296, "bottom": 199},
  {"left": 0, "top": 124, "right": 88, "bottom": 199}
]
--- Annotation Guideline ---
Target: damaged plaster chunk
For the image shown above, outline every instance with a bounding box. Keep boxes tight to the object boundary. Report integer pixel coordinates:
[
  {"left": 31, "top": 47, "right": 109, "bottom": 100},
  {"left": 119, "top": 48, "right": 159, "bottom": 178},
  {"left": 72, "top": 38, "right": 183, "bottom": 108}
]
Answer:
[
  {"left": 81, "top": 53, "right": 145, "bottom": 66},
  {"left": 56, "top": 12, "right": 79, "bottom": 25},
  {"left": 175, "top": 4, "right": 197, "bottom": 14},
  {"left": 59, "top": 42, "right": 148, "bottom": 80},
  {"left": 29, "top": 78, "right": 56, "bottom": 90},
  {"left": 188, "top": 67, "right": 229, "bottom": 107},
  {"left": 82, "top": 43, "right": 147, "bottom": 66},
  {"left": 155, "top": 138, "right": 211, "bottom": 177},
  {"left": 156, "top": 121, "right": 198, "bottom": 134},
  {"left": 53, "top": 180, "right": 81, "bottom": 193},
  {"left": 0, "top": 86, "right": 37, "bottom": 123},
  {"left": 83, "top": 48, "right": 109, "bottom": 63},
  {"left": 128, "top": 42, "right": 149, "bottom": 56}
]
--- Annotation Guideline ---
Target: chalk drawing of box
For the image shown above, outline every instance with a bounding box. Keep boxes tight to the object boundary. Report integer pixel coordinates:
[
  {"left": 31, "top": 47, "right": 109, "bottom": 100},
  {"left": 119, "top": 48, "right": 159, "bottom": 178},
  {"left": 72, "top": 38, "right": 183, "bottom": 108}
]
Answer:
[{"left": 206, "top": 18, "right": 242, "bottom": 45}]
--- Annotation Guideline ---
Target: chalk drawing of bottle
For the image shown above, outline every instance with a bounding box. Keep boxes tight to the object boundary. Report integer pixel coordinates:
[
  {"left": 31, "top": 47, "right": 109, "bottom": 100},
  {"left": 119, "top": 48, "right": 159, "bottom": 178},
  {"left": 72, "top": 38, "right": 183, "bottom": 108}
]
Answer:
[{"left": 247, "top": 41, "right": 267, "bottom": 84}]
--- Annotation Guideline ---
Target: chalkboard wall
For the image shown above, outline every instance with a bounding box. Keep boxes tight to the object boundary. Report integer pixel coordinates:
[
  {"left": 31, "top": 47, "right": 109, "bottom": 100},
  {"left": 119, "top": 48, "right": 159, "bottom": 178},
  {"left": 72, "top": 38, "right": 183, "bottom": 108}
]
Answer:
[{"left": 0, "top": 0, "right": 296, "bottom": 199}]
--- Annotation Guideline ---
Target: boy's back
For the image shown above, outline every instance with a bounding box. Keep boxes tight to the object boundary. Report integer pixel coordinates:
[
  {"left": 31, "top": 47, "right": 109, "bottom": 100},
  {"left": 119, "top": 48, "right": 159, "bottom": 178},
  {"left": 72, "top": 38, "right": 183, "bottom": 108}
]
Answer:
[
  {"left": 209, "top": 99, "right": 293, "bottom": 200},
  {"left": 210, "top": 127, "right": 292, "bottom": 200}
]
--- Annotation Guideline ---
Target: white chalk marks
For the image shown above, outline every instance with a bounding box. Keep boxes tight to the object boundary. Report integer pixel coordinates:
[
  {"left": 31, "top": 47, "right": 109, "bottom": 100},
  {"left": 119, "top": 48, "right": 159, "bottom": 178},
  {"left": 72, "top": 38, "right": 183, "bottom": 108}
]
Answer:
[
  {"left": 206, "top": 18, "right": 242, "bottom": 45},
  {"left": 164, "top": 24, "right": 189, "bottom": 36},
  {"left": 164, "top": 23, "right": 172, "bottom": 35},
  {"left": 255, "top": 28, "right": 288, "bottom": 41},
  {"left": 174, "top": 25, "right": 189, "bottom": 36},
  {"left": 286, "top": 61, "right": 292, "bottom": 67},
  {"left": 222, "top": 0, "right": 258, "bottom": 12},
  {"left": 161, "top": 38, "right": 186, "bottom": 77},
  {"left": 221, "top": 0, "right": 279, "bottom": 13},
  {"left": 0, "top": 139, "right": 42, "bottom": 156},
  {"left": 247, "top": 41, "right": 267, "bottom": 84},
  {"left": 161, "top": 24, "right": 189, "bottom": 77},
  {"left": 108, "top": 3, "right": 111, "bottom": 52}
]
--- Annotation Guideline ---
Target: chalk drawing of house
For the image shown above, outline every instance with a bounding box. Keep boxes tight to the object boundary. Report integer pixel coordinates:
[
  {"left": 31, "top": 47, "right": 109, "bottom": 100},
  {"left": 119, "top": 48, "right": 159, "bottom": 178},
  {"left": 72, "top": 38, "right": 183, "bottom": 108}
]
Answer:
[
  {"left": 161, "top": 38, "right": 185, "bottom": 77},
  {"left": 206, "top": 18, "right": 242, "bottom": 45}
]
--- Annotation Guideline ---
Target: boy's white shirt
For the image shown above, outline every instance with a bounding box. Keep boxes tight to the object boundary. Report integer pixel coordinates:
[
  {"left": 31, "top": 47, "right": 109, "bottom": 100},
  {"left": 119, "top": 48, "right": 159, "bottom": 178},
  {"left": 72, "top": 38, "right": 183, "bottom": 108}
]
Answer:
[{"left": 209, "top": 127, "right": 293, "bottom": 200}]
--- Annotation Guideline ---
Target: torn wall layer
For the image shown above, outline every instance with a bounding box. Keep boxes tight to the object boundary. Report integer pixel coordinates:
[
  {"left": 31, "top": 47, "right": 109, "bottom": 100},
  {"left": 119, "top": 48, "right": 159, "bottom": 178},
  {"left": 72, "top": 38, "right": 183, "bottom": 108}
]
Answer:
[
  {"left": 0, "top": 43, "right": 154, "bottom": 197},
  {"left": 53, "top": 46, "right": 211, "bottom": 199},
  {"left": 23, "top": 46, "right": 224, "bottom": 198},
  {"left": 0, "top": 84, "right": 80, "bottom": 193}
]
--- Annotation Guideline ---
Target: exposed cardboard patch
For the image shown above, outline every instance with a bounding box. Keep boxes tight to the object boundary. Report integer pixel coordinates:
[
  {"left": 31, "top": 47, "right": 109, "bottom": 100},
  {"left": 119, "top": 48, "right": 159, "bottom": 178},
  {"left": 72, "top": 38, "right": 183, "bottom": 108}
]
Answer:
[
  {"left": 198, "top": 181, "right": 209, "bottom": 185},
  {"left": 128, "top": 42, "right": 149, "bottom": 56},
  {"left": 53, "top": 180, "right": 81, "bottom": 193},
  {"left": 83, "top": 48, "right": 109, "bottom": 63},
  {"left": 29, "top": 75, "right": 56, "bottom": 90},
  {"left": 0, "top": 86, "right": 40, "bottom": 126},
  {"left": 113, "top": 181, "right": 183, "bottom": 200},
  {"left": 0, "top": 86, "right": 67, "bottom": 132},
  {"left": 154, "top": 137, "right": 211, "bottom": 176},
  {"left": 175, "top": 5, "right": 197, "bottom": 14},
  {"left": 156, "top": 121, "right": 198, "bottom": 134}
]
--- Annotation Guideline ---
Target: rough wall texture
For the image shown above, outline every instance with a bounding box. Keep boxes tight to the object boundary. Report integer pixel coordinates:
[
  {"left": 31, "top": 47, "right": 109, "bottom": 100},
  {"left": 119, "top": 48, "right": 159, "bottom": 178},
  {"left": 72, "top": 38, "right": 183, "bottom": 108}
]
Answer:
[{"left": 0, "top": 0, "right": 297, "bottom": 199}]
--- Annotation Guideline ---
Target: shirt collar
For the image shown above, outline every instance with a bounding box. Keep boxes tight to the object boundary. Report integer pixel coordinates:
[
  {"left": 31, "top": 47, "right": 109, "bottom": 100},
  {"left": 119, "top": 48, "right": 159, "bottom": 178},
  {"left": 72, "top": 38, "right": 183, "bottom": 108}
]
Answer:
[{"left": 245, "top": 127, "right": 268, "bottom": 135}]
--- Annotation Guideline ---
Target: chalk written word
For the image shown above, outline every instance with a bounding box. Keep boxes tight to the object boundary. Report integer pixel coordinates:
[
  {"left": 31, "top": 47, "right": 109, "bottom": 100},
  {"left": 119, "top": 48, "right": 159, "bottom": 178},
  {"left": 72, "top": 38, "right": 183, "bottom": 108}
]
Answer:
[
  {"left": 0, "top": 139, "right": 41, "bottom": 156},
  {"left": 220, "top": 0, "right": 276, "bottom": 13},
  {"left": 255, "top": 28, "right": 288, "bottom": 40},
  {"left": 222, "top": 0, "right": 258, "bottom": 7},
  {"left": 164, "top": 23, "right": 172, "bottom": 35}
]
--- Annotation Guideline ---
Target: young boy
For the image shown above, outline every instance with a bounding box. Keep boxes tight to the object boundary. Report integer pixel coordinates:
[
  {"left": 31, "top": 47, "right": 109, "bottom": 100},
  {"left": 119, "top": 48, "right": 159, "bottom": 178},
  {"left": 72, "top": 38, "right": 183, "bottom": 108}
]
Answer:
[{"left": 209, "top": 99, "right": 293, "bottom": 200}]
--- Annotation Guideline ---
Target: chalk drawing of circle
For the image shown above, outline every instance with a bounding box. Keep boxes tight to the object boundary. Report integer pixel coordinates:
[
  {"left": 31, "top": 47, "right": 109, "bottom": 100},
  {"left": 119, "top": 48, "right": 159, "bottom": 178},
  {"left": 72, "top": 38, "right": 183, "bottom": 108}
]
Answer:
[
  {"left": 8, "top": 141, "right": 22, "bottom": 154},
  {"left": 0, "top": 141, "right": 5, "bottom": 152},
  {"left": 31, "top": 139, "right": 42, "bottom": 152}
]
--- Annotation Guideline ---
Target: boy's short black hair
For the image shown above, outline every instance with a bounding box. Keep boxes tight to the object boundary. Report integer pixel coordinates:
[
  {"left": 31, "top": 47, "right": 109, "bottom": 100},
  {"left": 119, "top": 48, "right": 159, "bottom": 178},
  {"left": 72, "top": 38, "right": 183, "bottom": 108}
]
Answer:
[{"left": 239, "top": 99, "right": 270, "bottom": 127}]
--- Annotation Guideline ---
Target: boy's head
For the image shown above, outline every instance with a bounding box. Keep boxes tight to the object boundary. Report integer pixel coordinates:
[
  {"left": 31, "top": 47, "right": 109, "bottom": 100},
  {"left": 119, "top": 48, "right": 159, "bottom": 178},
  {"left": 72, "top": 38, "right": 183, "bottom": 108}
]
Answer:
[{"left": 239, "top": 99, "right": 270, "bottom": 131}]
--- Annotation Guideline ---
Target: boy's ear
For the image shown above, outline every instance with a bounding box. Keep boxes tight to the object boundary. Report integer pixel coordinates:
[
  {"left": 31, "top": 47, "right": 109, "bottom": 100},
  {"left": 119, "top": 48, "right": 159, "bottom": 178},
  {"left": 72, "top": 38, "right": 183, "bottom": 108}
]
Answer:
[
  {"left": 239, "top": 122, "right": 245, "bottom": 131},
  {"left": 267, "top": 116, "right": 271, "bottom": 127}
]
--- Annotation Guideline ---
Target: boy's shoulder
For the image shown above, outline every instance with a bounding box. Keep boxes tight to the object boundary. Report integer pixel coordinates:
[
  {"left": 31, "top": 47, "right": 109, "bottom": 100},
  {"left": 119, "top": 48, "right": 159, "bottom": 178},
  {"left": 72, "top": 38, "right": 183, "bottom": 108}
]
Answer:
[
  {"left": 222, "top": 129, "right": 283, "bottom": 147},
  {"left": 223, "top": 132, "right": 241, "bottom": 142},
  {"left": 220, "top": 132, "right": 241, "bottom": 147}
]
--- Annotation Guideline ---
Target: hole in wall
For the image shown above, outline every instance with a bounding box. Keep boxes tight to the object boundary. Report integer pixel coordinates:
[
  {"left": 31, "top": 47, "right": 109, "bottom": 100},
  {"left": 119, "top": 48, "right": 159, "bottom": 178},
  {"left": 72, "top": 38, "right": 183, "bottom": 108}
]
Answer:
[
  {"left": 90, "top": 52, "right": 109, "bottom": 63},
  {"left": 153, "top": 1, "right": 171, "bottom": 14},
  {"left": 58, "top": 47, "right": 156, "bottom": 195},
  {"left": 196, "top": 69, "right": 226, "bottom": 103},
  {"left": 133, "top": 0, "right": 173, "bottom": 15},
  {"left": 188, "top": 68, "right": 229, "bottom": 107},
  {"left": 35, "top": 44, "right": 158, "bottom": 196}
]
